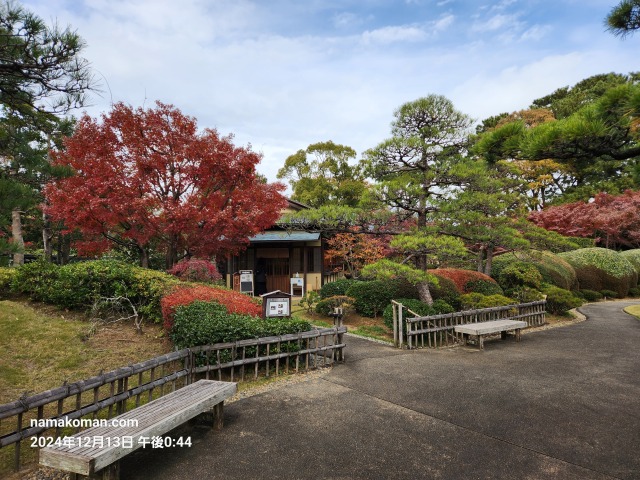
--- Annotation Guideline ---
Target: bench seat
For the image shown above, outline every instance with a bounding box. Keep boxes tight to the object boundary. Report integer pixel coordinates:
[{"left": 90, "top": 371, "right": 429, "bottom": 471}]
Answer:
[
  {"left": 454, "top": 320, "right": 527, "bottom": 350},
  {"left": 39, "top": 379, "right": 236, "bottom": 479}
]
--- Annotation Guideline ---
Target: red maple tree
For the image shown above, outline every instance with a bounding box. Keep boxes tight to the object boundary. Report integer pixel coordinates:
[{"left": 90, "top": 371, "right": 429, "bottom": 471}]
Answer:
[
  {"left": 44, "top": 101, "right": 286, "bottom": 267},
  {"left": 528, "top": 190, "right": 640, "bottom": 249}
]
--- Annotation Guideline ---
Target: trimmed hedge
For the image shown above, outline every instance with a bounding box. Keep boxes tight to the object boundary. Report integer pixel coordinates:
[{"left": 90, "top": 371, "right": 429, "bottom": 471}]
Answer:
[
  {"left": 491, "top": 251, "right": 578, "bottom": 291},
  {"left": 559, "top": 248, "right": 637, "bottom": 298},
  {"left": 344, "top": 277, "right": 422, "bottom": 318},
  {"left": 432, "top": 269, "right": 502, "bottom": 295},
  {"left": 460, "top": 293, "right": 515, "bottom": 310},
  {"left": 428, "top": 275, "right": 461, "bottom": 310},
  {"left": 619, "top": 249, "right": 640, "bottom": 276},
  {"left": 320, "top": 278, "right": 361, "bottom": 299},
  {"left": 578, "top": 289, "right": 603, "bottom": 302},
  {"left": 161, "top": 284, "right": 262, "bottom": 330},
  {"left": 543, "top": 286, "right": 583, "bottom": 314},
  {"left": 9, "top": 260, "right": 180, "bottom": 322},
  {"left": 170, "top": 300, "right": 311, "bottom": 349}
]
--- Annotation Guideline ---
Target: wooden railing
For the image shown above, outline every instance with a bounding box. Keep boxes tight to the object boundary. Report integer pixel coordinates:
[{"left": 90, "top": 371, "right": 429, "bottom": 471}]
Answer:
[
  {"left": 391, "top": 300, "right": 546, "bottom": 349},
  {"left": 0, "top": 326, "right": 346, "bottom": 474}
]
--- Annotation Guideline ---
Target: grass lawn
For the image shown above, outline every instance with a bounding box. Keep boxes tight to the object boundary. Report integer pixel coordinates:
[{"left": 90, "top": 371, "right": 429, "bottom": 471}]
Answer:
[
  {"left": 623, "top": 304, "right": 640, "bottom": 319},
  {"left": 0, "top": 299, "right": 172, "bottom": 406}
]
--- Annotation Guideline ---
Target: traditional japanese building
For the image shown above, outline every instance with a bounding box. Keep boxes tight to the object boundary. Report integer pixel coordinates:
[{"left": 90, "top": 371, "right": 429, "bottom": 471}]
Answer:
[{"left": 225, "top": 199, "right": 338, "bottom": 296}]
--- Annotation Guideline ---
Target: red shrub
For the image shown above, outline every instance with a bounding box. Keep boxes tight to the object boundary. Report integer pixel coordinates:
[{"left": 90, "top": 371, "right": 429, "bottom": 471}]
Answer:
[
  {"left": 161, "top": 284, "right": 262, "bottom": 330},
  {"left": 167, "top": 258, "right": 222, "bottom": 283},
  {"left": 432, "top": 269, "right": 499, "bottom": 294}
]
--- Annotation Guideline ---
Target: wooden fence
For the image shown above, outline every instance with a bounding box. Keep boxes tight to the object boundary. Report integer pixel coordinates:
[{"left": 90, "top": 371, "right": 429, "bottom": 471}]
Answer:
[
  {"left": 0, "top": 326, "right": 346, "bottom": 474},
  {"left": 391, "top": 300, "right": 546, "bottom": 349}
]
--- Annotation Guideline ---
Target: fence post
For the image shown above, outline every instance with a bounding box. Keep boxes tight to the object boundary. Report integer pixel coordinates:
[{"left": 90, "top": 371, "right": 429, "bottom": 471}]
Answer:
[
  {"left": 392, "top": 301, "right": 398, "bottom": 348},
  {"left": 398, "top": 303, "right": 403, "bottom": 349}
]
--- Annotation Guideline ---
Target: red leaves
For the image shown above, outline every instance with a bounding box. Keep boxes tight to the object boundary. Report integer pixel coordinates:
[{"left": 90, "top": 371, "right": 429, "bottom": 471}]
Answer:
[
  {"left": 529, "top": 190, "right": 640, "bottom": 249},
  {"left": 44, "top": 101, "right": 287, "bottom": 265},
  {"left": 160, "top": 284, "right": 262, "bottom": 331},
  {"left": 432, "top": 268, "right": 498, "bottom": 293}
]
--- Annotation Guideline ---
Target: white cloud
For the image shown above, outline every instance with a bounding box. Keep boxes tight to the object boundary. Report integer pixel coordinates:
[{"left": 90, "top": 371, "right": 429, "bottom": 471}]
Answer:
[{"left": 360, "top": 24, "right": 428, "bottom": 44}]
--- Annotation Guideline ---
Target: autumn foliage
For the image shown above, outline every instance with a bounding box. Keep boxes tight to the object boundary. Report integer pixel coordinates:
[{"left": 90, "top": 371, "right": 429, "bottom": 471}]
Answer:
[
  {"left": 325, "top": 233, "right": 389, "bottom": 278},
  {"left": 529, "top": 190, "right": 640, "bottom": 249},
  {"left": 431, "top": 268, "right": 500, "bottom": 294},
  {"left": 167, "top": 258, "right": 222, "bottom": 283},
  {"left": 44, "top": 101, "right": 287, "bottom": 267},
  {"left": 161, "top": 284, "right": 262, "bottom": 331}
]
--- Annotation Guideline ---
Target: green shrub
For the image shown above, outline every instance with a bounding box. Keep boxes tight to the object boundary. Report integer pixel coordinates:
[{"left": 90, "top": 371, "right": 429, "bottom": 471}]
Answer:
[
  {"left": 578, "top": 289, "right": 603, "bottom": 302},
  {"left": 320, "top": 278, "right": 361, "bottom": 299},
  {"left": 429, "top": 275, "right": 461, "bottom": 310},
  {"left": 464, "top": 279, "right": 504, "bottom": 296},
  {"left": 619, "top": 249, "right": 640, "bottom": 275},
  {"left": 505, "top": 287, "right": 545, "bottom": 303},
  {"left": 460, "top": 293, "right": 515, "bottom": 310},
  {"left": 381, "top": 298, "right": 454, "bottom": 330},
  {"left": 50, "top": 260, "right": 137, "bottom": 309},
  {"left": 543, "top": 286, "right": 583, "bottom": 314},
  {"left": 497, "top": 262, "right": 543, "bottom": 291},
  {"left": 628, "top": 287, "right": 640, "bottom": 298},
  {"left": 343, "top": 277, "right": 423, "bottom": 318},
  {"left": 315, "top": 295, "right": 355, "bottom": 316},
  {"left": 299, "top": 291, "right": 321, "bottom": 314},
  {"left": 559, "top": 248, "right": 637, "bottom": 297},
  {"left": 170, "top": 300, "right": 311, "bottom": 349},
  {"left": 0, "top": 267, "right": 16, "bottom": 296},
  {"left": 600, "top": 289, "right": 619, "bottom": 299},
  {"left": 127, "top": 268, "right": 181, "bottom": 322},
  {"left": 492, "top": 251, "right": 578, "bottom": 290},
  {"left": 10, "top": 260, "right": 60, "bottom": 302}
]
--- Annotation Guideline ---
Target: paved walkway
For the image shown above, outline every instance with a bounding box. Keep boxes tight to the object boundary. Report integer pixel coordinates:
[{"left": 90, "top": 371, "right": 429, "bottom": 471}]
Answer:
[{"left": 123, "top": 301, "right": 640, "bottom": 479}]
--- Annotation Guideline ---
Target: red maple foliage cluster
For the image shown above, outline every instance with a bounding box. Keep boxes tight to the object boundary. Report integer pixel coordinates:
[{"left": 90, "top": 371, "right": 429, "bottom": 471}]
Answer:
[
  {"left": 528, "top": 190, "right": 640, "bottom": 249},
  {"left": 161, "top": 284, "right": 262, "bottom": 331},
  {"left": 44, "top": 101, "right": 287, "bottom": 268},
  {"left": 167, "top": 258, "right": 222, "bottom": 283},
  {"left": 432, "top": 268, "right": 499, "bottom": 293}
]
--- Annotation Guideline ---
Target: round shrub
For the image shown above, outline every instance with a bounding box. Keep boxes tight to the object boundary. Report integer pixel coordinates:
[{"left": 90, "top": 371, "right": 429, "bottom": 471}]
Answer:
[
  {"left": 619, "top": 249, "right": 640, "bottom": 276},
  {"left": 559, "top": 248, "right": 637, "bottom": 297},
  {"left": 543, "top": 286, "right": 583, "bottom": 314},
  {"left": 506, "top": 287, "right": 545, "bottom": 303},
  {"left": 10, "top": 260, "right": 60, "bottom": 302},
  {"left": 320, "top": 278, "right": 361, "bottom": 299},
  {"left": 167, "top": 258, "right": 222, "bottom": 283},
  {"left": 432, "top": 269, "right": 501, "bottom": 294},
  {"left": 463, "top": 279, "right": 504, "bottom": 296},
  {"left": 578, "top": 289, "right": 603, "bottom": 302},
  {"left": 460, "top": 293, "right": 515, "bottom": 310},
  {"left": 628, "top": 287, "right": 640, "bottom": 297},
  {"left": 345, "top": 280, "right": 394, "bottom": 317},
  {"left": 428, "top": 275, "right": 461, "bottom": 310},
  {"left": 600, "top": 289, "right": 619, "bottom": 299},
  {"left": 492, "top": 251, "right": 578, "bottom": 290},
  {"left": 497, "top": 262, "right": 543, "bottom": 291},
  {"left": 50, "top": 260, "right": 137, "bottom": 309}
]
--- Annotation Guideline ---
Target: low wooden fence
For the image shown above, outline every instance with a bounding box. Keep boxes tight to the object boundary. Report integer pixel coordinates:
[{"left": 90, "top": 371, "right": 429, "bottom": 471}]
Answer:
[
  {"left": 0, "top": 326, "right": 346, "bottom": 474},
  {"left": 391, "top": 300, "right": 546, "bottom": 349}
]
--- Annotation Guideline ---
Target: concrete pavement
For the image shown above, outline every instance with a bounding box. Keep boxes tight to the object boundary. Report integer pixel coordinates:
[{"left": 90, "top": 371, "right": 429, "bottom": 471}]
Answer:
[{"left": 122, "top": 301, "right": 640, "bottom": 479}]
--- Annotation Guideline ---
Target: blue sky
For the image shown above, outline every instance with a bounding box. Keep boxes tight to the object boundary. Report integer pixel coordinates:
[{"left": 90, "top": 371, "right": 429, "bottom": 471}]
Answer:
[{"left": 23, "top": 0, "right": 639, "bottom": 183}]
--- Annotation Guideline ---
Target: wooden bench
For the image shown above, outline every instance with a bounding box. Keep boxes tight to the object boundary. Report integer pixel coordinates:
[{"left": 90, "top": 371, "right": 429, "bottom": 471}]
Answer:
[
  {"left": 39, "top": 379, "right": 236, "bottom": 479},
  {"left": 454, "top": 320, "right": 527, "bottom": 350}
]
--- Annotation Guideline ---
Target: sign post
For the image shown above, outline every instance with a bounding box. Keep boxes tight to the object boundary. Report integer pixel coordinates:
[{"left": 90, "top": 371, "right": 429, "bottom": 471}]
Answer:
[{"left": 260, "top": 290, "right": 292, "bottom": 318}]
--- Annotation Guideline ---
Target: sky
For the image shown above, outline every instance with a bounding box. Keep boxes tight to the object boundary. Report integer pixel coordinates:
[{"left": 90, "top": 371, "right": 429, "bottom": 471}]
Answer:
[{"left": 21, "top": 0, "right": 640, "bottom": 184}]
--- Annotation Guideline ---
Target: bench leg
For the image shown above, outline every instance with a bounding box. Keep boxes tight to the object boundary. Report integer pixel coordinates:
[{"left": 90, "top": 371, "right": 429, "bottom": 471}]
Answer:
[
  {"left": 80, "top": 461, "right": 119, "bottom": 480},
  {"left": 501, "top": 330, "right": 507, "bottom": 340},
  {"left": 515, "top": 329, "right": 521, "bottom": 342},
  {"left": 477, "top": 335, "right": 483, "bottom": 350},
  {"left": 197, "top": 401, "right": 225, "bottom": 429}
]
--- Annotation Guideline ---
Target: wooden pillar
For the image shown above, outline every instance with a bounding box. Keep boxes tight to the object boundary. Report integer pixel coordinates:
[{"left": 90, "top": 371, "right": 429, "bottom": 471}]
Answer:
[{"left": 303, "top": 244, "right": 308, "bottom": 297}]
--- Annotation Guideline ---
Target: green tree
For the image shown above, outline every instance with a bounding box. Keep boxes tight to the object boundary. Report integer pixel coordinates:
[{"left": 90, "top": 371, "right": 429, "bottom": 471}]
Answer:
[
  {"left": 0, "top": 0, "right": 93, "bottom": 264},
  {"left": 277, "top": 141, "right": 367, "bottom": 207},
  {"left": 606, "top": 0, "right": 640, "bottom": 38}
]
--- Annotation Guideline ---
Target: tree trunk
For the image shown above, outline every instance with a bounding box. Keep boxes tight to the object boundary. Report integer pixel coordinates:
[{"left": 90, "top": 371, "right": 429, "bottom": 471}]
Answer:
[
  {"left": 59, "top": 233, "right": 71, "bottom": 265},
  {"left": 476, "top": 246, "right": 485, "bottom": 272},
  {"left": 43, "top": 211, "right": 53, "bottom": 262},
  {"left": 483, "top": 244, "right": 494, "bottom": 277},
  {"left": 11, "top": 209, "right": 24, "bottom": 266},
  {"left": 140, "top": 247, "right": 149, "bottom": 268},
  {"left": 165, "top": 238, "right": 178, "bottom": 269},
  {"left": 416, "top": 281, "right": 433, "bottom": 305}
]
